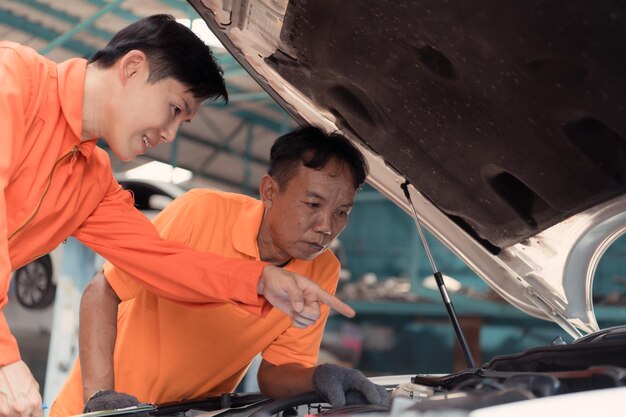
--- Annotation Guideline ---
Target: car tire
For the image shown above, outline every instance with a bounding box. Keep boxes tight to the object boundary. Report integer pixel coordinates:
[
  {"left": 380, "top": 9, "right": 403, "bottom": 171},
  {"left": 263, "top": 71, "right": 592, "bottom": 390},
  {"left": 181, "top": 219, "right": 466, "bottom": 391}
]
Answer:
[{"left": 14, "top": 255, "right": 56, "bottom": 309}]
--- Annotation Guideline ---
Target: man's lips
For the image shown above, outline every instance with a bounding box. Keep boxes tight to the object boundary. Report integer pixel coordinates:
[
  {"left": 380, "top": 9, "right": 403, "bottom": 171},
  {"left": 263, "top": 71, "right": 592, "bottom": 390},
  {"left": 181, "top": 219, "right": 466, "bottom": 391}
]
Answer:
[
  {"left": 139, "top": 135, "right": 158, "bottom": 154},
  {"left": 306, "top": 242, "right": 325, "bottom": 252},
  {"left": 142, "top": 135, "right": 155, "bottom": 148}
]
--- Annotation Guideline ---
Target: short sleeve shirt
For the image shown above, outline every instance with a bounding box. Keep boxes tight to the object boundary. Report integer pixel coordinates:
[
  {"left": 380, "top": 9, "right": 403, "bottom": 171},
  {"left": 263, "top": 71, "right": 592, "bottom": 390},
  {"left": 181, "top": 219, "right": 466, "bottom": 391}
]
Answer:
[{"left": 51, "top": 189, "right": 340, "bottom": 416}]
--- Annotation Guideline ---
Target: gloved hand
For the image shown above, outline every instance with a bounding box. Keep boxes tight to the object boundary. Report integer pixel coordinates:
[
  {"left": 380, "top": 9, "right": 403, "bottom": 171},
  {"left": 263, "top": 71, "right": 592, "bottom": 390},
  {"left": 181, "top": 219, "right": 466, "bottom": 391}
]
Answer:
[
  {"left": 83, "top": 390, "right": 146, "bottom": 414},
  {"left": 312, "top": 363, "right": 390, "bottom": 408}
]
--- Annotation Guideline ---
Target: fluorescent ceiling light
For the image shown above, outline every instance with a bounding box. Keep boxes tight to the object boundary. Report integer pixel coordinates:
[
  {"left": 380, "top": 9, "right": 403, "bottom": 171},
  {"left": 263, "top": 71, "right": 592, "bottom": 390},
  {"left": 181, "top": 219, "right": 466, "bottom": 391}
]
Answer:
[
  {"left": 125, "top": 161, "right": 192, "bottom": 184},
  {"left": 177, "top": 18, "right": 224, "bottom": 49}
]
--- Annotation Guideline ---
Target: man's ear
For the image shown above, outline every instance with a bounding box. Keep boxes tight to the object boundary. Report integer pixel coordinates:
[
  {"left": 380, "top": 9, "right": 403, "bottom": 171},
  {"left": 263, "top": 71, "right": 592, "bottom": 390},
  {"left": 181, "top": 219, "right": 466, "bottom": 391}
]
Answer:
[
  {"left": 118, "top": 50, "right": 148, "bottom": 85},
  {"left": 259, "top": 175, "right": 279, "bottom": 208}
]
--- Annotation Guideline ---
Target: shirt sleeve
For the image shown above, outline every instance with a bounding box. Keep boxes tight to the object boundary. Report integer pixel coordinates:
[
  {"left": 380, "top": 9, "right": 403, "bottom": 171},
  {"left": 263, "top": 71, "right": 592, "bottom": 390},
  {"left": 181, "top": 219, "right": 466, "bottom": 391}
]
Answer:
[
  {"left": 262, "top": 256, "right": 341, "bottom": 367},
  {"left": 0, "top": 44, "right": 30, "bottom": 365},
  {"left": 102, "top": 189, "right": 223, "bottom": 301},
  {"left": 73, "top": 180, "right": 271, "bottom": 315}
]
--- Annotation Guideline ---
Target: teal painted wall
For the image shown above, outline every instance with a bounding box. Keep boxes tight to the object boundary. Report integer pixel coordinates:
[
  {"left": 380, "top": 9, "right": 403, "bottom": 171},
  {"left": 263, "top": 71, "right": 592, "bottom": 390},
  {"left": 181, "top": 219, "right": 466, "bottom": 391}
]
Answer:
[{"left": 339, "top": 185, "right": 486, "bottom": 290}]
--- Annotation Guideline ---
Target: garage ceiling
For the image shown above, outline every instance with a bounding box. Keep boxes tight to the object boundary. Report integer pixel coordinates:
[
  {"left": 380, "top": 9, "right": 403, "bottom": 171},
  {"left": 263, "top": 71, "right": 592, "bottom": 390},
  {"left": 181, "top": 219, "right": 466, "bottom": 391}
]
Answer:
[{"left": 0, "top": 0, "right": 298, "bottom": 194}]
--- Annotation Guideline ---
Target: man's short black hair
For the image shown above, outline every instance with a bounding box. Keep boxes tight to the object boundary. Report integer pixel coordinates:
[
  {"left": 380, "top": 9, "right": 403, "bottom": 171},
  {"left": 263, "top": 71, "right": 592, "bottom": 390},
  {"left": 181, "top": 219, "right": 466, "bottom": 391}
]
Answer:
[
  {"left": 89, "top": 14, "right": 227, "bottom": 103},
  {"left": 269, "top": 126, "right": 369, "bottom": 190}
]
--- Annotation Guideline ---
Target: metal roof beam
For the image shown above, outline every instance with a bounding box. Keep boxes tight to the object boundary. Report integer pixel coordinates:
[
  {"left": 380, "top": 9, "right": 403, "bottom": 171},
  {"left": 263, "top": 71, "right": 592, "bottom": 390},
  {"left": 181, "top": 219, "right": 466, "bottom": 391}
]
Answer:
[
  {"left": 16, "top": 0, "right": 114, "bottom": 40},
  {"left": 0, "top": 9, "right": 95, "bottom": 57},
  {"left": 86, "top": 0, "right": 141, "bottom": 22},
  {"left": 229, "top": 109, "right": 288, "bottom": 133},
  {"left": 39, "top": 0, "right": 125, "bottom": 55},
  {"left": 178, "top": 130, "right": 269, "bottom": 166},
  {"left": 199, "top": 120, "right": 247, "bottom": 171}
]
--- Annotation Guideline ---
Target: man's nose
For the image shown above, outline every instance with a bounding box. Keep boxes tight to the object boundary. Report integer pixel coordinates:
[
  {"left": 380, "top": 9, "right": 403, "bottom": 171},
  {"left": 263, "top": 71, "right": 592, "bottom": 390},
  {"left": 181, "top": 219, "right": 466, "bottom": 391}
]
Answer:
[
  {"left": 159, "top": 121, "right": 180, "bottom": 144},
  {"left": 315, "top": 210, "right": 333, "bottom": 236}
]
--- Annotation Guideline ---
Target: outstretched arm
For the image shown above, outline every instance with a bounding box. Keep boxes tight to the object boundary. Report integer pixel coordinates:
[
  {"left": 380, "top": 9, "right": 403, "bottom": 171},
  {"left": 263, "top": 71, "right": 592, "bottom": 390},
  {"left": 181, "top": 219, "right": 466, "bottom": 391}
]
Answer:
[{"left": 75, "top": 186, "right": 354, "bottom": 327}]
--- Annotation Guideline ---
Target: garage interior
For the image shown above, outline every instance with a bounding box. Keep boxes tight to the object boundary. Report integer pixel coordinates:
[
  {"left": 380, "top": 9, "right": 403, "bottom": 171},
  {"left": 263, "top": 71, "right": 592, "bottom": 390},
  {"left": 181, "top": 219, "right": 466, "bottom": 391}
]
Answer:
[{"left": 2, "top": 0, "right": 626, "bottom": 412}]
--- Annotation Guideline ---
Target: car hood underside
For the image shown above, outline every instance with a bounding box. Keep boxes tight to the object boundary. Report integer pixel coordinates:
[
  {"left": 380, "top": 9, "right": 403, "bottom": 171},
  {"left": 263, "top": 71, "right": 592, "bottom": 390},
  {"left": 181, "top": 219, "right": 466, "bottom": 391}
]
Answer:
[{"left": 191, "top": 0, "right": 626, "bottom": 336}]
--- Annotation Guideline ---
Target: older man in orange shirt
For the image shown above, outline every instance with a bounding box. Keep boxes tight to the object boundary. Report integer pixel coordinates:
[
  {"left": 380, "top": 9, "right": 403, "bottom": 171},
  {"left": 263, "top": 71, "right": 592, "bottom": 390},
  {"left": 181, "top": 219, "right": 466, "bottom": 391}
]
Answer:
[
  {"left": 0, "top": 15, "right": 353, "bottom": 417},
  {"left": 51, "top": 127, "right": 389, "bottom": 416}
]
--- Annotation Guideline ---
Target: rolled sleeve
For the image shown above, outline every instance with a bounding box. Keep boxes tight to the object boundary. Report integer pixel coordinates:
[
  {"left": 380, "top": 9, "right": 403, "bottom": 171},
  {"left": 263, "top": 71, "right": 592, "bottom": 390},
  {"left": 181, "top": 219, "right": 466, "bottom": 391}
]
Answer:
[{"left": 102, "top": 261, "right": 143, "bottom": 301}]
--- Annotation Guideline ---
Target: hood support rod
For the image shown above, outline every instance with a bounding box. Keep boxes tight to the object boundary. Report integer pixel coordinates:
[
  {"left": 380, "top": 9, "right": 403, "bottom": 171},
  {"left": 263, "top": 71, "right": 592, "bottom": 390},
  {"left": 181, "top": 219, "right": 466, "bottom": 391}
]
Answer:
[{"left": 401, "top": 181, "right": 477, "bottom": 369}]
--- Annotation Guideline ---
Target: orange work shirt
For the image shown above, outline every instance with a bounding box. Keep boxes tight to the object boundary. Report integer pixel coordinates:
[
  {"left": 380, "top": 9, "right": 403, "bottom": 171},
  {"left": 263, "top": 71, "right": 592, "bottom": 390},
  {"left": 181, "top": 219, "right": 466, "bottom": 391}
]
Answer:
[
  {"left": 0, "top": 42, "right": 268, "bottom": 365},
  {"left": 51, "top": 189, "right": 340, "bottom": 416}
]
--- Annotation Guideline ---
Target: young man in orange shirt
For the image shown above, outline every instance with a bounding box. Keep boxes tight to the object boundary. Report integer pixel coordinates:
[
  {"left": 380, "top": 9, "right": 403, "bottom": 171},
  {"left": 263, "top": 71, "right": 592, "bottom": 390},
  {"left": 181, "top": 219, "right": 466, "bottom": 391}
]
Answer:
[
  {"left": 51, "top": 127, "right": 389, "bottom": 416},
  {"left": 0, "top": 16, "right": 353, "bottom": 417}
]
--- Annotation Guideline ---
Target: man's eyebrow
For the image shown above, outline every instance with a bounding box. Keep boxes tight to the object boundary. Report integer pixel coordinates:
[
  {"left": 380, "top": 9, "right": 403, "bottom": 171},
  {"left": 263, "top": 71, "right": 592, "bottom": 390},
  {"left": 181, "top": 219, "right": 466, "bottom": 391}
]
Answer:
[
  {"left": 336, "top": 202, "right": 354, "bottom": 210},
  {"left": 305, "top": 191, "right": 326, "bottom": 200},
  {"left": 306, "top": 192, "right": 354, "bottom": 208}
]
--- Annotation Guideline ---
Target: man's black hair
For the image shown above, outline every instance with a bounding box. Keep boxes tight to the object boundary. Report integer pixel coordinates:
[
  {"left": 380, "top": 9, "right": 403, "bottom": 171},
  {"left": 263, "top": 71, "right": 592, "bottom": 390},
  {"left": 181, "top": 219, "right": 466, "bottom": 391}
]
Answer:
[
  {"left": 89, "top": 14, "right": 227, "bottom": 103},
  {"left": 268, "top": 126, "right": 369, "bottom": 189}
]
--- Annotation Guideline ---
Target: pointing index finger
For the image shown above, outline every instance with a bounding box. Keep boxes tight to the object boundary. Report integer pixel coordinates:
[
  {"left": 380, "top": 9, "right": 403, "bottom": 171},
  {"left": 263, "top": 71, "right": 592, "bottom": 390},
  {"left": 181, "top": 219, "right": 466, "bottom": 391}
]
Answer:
[{"left": 315, "top": 288, "right": 355, "bottom": 318}]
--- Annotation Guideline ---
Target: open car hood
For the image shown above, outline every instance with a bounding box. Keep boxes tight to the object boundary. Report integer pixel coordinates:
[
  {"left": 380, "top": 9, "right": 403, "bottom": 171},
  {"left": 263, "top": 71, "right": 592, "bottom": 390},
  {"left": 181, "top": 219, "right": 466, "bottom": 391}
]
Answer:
[{"left": 190, "top": 0, "right": 626, "bottom": 337}]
